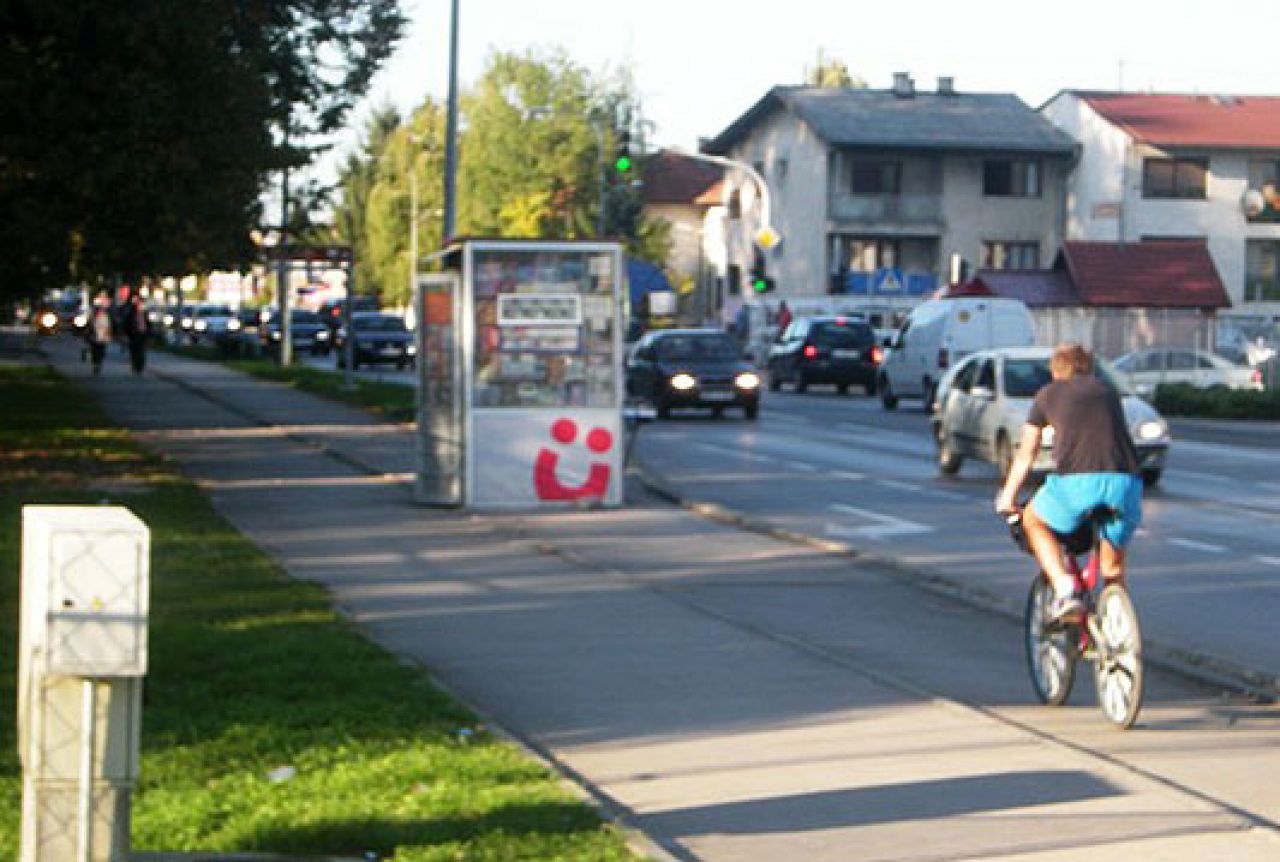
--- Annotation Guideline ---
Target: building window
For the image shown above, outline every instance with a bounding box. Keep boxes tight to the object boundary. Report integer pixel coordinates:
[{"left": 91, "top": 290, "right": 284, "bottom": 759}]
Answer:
[
  {"left": 1142, "top": 157, "right": 1207, "bottom": 199},
  {"left": 1246, "top": 240, "right": 1280, "bottom": 301},
  {"left": 982, "top": 241, "right": 1040, "bottom": 270},
  {"left": 850, "top": 160, "right": 902, "bottom": 195},
  {"left": 845, "top": 238, "right": 900, "bottom": 271},
  {"left": 1246, "top": 159, "right": 1280, "bottom": 222},
  {"left": 983, "top": 159, "right": 1041, "bottom": 197}
]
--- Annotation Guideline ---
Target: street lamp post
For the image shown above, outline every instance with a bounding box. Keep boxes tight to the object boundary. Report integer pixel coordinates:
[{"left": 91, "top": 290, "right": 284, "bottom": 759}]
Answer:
[{"left": 442, "top": 0, "right": 460, "bottom": 241}]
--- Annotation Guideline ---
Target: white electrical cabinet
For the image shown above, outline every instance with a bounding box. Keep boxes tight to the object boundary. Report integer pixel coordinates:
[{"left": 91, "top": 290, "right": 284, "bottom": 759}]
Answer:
[{"left": 20, "top": 506, "right": 149, "bottom": 679}]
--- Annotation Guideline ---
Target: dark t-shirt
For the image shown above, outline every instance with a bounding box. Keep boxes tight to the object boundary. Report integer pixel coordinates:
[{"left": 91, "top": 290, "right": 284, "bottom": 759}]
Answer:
[{"left": 1026, "top": 375, "right": 1140, "bottom": 476}]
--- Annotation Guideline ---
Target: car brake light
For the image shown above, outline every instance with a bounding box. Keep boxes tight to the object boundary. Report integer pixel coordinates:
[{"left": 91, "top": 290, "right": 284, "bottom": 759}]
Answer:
[
  {"left": 871, "top": 346, "right": 884, "bottom": 364},
  {"left": 937, "top": 348, "right": 949, "bottom": 369},
  {"left": 803, "top": 345, "right": 818, "bottom": 359},
  {"left": 1252, "top": 368, "right": 1262, "bottom": 385},
  {"left": 834, "top": 316, "right": 846, "bottom": 325}
]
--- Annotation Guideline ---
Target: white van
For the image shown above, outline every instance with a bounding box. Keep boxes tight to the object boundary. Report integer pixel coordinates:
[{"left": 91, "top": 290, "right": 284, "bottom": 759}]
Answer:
[{"left": 878, "top": 297, "right": 1035, "bottom": 410}]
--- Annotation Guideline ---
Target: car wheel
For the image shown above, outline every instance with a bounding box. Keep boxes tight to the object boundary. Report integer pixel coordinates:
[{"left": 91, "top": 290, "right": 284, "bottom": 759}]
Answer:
[
  {"left": 837, "top": 382, "right": 849, "bottom": 395},
  {"left": 795, "top": 372, "right": 809, "bottom": 394},
  {"left": 996, "top": 433, "right": 1014, "bottom": 479},
  {"left": 1141, "top": 468, "right": 1162, "bottom": 487},
  {"left": 768, "top": 369, "right": 781, "bottom": 392},
  {"left": 865, "top": 377, "right": 877, "bottom": 396},
  {"left": 880, "top": 376, "right": 898, "bottom": 410},
  {"left": 936, "top": 425, "right": 963, "bottom": 476},
  {"left": 656, "top": 402, "right": 671, "bottom": 420},
  {"left": 744, "top": 403, "right": 759, "bottom": 420}
]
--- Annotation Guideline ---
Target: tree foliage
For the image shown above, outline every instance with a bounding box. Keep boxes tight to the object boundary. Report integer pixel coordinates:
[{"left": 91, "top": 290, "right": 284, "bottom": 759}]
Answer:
[
  {"left": 335, "top": 49, "right": 672, "bottom": 304},
  {"left": 0, "top": 0, "right": 406, "bottom": 302},
  {"left": 804, "top": 50, "right": 867, "bottom": 89}
]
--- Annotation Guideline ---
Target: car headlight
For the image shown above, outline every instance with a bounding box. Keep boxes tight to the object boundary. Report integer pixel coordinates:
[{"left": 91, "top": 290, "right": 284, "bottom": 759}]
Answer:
[
  {"left": 73, "top": 312, "right": 88, "bottom": 328},
  {"left": 407, "top": 344, "right": 417, "bottom": 356},
  {"left": 669, "top": 372, "right": 697, "bottom": 391},
  {"left": 194, "top": 320, "right": 208, "bottom": 332},
  {"left": 1135, "top": 419, "right": 1168, "bottom": 442},
  {"left": 271, "top": 331, "right": 282, "bottom": 341},
  {"left": 40, "top": 312, "right": 57, "bottom": 328},
  {"left": 317, "top": 330, "right": 330, "bottom": 340},
  {"left": 228, "top": 319, "right": 241, "bottom": 331},
  {"left": 734, "top": 371, "right": 761, "bottom": 389}
]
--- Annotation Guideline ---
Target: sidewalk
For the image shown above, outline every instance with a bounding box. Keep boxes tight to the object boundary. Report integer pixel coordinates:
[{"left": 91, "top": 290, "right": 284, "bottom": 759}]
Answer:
[{"left": 29, "top": 338, "right": 1280, "bottom": 862}]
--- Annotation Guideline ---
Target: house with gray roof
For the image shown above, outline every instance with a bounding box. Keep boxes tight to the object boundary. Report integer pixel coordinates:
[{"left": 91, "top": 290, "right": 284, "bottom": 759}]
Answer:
[{"left": 702, "top": 74, "right": 1078, "bottom": 313}]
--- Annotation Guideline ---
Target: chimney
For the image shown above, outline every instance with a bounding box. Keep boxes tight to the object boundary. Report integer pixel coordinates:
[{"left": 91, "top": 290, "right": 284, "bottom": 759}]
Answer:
[
  {"left": 893, "top": 72, "right": 915, "bottom": 98},
  {"left": 937, "top": 76, "right": 956, "bottom": 96}
]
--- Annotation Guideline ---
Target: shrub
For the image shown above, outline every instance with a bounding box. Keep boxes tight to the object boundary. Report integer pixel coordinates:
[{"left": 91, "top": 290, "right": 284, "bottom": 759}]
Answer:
[{"left": 1152, "top": 383, "right": 1280, "bottom": 419}]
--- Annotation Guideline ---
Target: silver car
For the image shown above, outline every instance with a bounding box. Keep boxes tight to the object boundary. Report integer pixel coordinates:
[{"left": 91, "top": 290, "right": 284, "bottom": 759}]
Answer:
[
  {"left": 1111, "top": 347, "right": 1264, "bottom": 396},
  {"left": 931, "top": 346, "right": 1171, "bottom": 486}
]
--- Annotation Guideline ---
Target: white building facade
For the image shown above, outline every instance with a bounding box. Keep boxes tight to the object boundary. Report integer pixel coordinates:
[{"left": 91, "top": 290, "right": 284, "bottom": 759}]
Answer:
[{"left": 1041, "top": 91, "right": 1280, "bottom": 318}]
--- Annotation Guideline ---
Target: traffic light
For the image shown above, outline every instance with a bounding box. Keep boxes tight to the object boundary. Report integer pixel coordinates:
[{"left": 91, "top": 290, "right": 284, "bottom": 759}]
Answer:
[
  {"left": 749, "top": 252, "right": 775, "bottom": 293},
  {"left": 613, "top": 130, "right": 633, "bottom": 174}
]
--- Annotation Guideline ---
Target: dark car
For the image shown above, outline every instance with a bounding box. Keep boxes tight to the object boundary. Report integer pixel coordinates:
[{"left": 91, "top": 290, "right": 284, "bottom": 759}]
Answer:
[
  {"left": 626, "top": 328, "right": 762, "bottom": 419},
  {"left": 335, "top": 311, "right": 415, "bottom": 369},
  {"left": 767, "top": 316, "right": 882, "bottom": 395},
  {"left": 318, "top": 295, "right": 380, "bottom": 335},
  {"left": 260, "top": 308, "right": 331, "bottom": 356}
]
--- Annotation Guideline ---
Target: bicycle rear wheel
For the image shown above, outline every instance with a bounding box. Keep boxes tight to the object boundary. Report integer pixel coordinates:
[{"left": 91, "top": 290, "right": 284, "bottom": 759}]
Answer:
[
  {"left": 1092, "top": 585, "right": 1144, "bottom": 729},
  {"left": 1024, "top": 573, "right": 1077, "bottom": 706}
]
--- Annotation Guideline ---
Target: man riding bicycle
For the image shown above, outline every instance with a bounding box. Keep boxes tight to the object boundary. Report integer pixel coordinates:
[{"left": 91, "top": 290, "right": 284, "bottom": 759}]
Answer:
[{"left": 995, "top": 344, "right": 1144, "bottom": 622}]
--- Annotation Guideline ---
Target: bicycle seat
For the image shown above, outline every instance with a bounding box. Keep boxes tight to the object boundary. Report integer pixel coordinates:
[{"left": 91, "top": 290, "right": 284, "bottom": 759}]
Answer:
[{"left": 1055, "top": 506, "right": 1118, "bottom": 555}]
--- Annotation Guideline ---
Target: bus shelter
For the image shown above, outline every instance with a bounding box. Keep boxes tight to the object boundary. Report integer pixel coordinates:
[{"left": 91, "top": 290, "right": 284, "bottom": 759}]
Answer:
[{"left": 415, "top": 239, "right": 626, "bottom": 508}]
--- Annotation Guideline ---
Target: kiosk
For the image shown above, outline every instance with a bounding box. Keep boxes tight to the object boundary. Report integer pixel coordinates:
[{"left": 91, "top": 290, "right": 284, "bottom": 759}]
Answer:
[{"left": 416, "top": 240, "right": 626, "bottom": 508}]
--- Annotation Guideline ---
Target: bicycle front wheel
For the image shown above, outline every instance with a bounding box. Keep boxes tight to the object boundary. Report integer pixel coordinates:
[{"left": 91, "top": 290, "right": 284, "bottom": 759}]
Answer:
[
  {"left": 1092, "top": 585, "right": 1144, "bottom": 729},
  {"left": 1025, "top": 573, "right": 1077, "bottom": 706}
]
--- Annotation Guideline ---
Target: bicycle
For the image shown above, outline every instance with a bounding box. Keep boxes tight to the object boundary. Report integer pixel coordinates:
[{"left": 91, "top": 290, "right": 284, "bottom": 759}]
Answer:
[{"left": 1004, "top": 505, "right": 1145, "bottom": 729}]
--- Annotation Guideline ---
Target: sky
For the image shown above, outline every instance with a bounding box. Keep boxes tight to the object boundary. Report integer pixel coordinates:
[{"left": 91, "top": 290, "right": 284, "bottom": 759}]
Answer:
[{"left": 322, "top": 0, "right": 1280, "bottom": 180}]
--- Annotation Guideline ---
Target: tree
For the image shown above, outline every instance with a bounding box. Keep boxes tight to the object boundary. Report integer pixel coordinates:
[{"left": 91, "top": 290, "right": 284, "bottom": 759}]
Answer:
[
  {"left": 804, "top": 50, "right": 867, "bottom": 89},
  {"left": 0, "top": 0, "right": 406, "bottom": 302}
]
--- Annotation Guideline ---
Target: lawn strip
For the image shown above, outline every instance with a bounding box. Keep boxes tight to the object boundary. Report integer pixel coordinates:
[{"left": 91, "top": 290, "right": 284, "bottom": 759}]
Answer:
[{"left": 0, "top": 365, "right": 640, "bottom": 861}]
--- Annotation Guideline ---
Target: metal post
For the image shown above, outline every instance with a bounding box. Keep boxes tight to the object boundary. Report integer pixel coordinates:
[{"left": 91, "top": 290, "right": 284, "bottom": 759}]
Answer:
[
  {"left": 442, "top": 0, "right": 460, "bottom": 241},
  {"left": 595, "top": 121, "right": 606, "bottom": 236},
  {"left": 410, "top": 160, "right": 419, "bottom": 301},
  {"left": 76, "top": 680, "right": 94, "bottom": 862},
  {"left": 277, "top": 161, "right": 293, "bottom": 367}
]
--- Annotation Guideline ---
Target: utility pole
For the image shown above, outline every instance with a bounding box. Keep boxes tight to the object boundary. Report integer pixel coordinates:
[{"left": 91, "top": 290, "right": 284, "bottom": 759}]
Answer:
[
  {"left": 442, "top": 0, "right": 460, "bottom": 241},
  {"left": 276, "top": 122, "right": 293, "bottom": 367}
]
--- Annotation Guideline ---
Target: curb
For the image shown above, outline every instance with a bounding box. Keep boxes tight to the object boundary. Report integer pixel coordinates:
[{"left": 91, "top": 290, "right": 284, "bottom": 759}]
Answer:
[{"left": 634, "top": 461, "right": 1280, "bottom": 703}]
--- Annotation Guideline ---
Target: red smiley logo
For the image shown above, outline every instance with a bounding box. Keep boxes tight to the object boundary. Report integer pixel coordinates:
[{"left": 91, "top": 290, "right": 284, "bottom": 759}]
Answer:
[{"left": 533, "top": 418, "right": 613, "bottom": 501}]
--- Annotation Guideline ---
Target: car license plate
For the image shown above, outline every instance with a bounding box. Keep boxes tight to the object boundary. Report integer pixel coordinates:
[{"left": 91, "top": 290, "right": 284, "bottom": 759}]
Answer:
[
  {"left": 702, "top": 391, "right": 735, "bottom": 402},
  {"left": 832, "top": 348, "right": 861, "bottom": 359},
  {"left": 380, "top": 346, "right": 400, "bottom": 356}
]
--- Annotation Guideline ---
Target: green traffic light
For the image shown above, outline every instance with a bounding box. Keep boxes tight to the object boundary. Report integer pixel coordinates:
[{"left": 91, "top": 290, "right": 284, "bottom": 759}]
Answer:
[
  {"left": 614, "top": 155, "right": 632, "bottom": 173},
  {"left": 751, "top": 278, "right": 767, "bottom": 293}
]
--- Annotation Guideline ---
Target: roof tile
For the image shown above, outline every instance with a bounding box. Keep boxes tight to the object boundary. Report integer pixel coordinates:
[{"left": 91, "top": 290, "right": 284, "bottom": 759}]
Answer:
[
  {"left": 1077, "top": 91, "right": 1280, "bottom": 149},
  {"left": 1058, "top": 241, "right": 1230, "bottom": 308}
]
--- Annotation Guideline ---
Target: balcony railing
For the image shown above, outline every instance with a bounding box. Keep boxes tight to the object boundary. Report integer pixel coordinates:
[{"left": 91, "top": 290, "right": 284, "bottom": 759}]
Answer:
[{"left": 829, "top": 193, "right": 943, "bottom": 225}]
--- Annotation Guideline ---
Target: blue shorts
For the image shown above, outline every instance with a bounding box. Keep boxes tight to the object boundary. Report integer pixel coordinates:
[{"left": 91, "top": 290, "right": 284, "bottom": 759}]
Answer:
[{"left": 1030, "top": 473, "right": 1144, "bottom": 548}]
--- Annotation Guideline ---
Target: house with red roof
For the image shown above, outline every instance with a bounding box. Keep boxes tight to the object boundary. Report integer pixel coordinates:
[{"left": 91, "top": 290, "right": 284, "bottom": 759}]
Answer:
[
  {"left": 978, "top": 240, "right": 1231, "bottom": 357},
  {"left": 1041, "top": 91, "right": 1280, "bottom": 317},
  {"left": 639, "top": 149, "right": 724, "bottom": 317}
]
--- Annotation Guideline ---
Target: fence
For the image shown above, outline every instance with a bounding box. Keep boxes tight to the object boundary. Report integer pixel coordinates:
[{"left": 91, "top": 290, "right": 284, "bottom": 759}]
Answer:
[{"left": 1031, "top": 308, "right": 1218, "bottom": 361}]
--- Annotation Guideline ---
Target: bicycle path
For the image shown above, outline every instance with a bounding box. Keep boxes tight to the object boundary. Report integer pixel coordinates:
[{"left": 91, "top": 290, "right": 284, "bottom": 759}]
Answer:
[{"left": 27, "top": 337, "right": 1280, "bottom": 862}]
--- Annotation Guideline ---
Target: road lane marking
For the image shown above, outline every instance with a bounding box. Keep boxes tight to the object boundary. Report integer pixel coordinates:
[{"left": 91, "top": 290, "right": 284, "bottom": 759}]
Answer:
[
  {"left": 1256, "top": 556, "right": 1280, "bottom": 567},
  {"left": 784, "top": 460, "right": 817, "bottom": 472},
  {"left": 1167, "top": 538, "right": 1227, "bottom": 554},
  {"left": 928, "top": 489, "right": 970, "bottom": 502},
  {"left": 832, "top": 471, "right": 866, "bottom": 481},
  {"left": 875, "top": 478, "right": 921, "bottom": 492},
  {"left": 827, "top": 503, "right": 934, "bottom": 540}
]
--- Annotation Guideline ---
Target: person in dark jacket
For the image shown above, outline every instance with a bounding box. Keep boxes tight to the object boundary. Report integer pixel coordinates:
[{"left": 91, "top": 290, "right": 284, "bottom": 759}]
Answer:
[{"left": 121, "top": 293, "right": 150, "bottom": 374}]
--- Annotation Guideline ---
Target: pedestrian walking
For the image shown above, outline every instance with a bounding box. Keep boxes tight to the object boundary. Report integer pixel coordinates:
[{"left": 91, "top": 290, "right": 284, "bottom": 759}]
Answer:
[
  {"left": 121, "top": 293, "right": 150, "bottom": 374},
  {"left": 776, "top": 300, "right": 792, "bottom": 333},
  {"left": 84, "top": 293, "right": 113, "bottom": 375}
]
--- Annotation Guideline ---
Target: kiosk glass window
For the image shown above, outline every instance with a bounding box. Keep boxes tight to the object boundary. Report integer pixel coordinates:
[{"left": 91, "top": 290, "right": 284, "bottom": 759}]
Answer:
[{"left": 471, "top": 248, "right": 618, "bottom": 408}]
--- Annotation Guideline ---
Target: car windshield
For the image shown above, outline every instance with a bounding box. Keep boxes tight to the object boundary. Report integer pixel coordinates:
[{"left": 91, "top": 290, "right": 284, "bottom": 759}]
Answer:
[
  {"left": 1002, "top": 357, "right": 1137, "bottom": 398},
  {"left": 291, "top": 310, "right": 320, "bottom": 324},
  {"left": 811, "top": 321, "right": 873, "bottom": 348},
  {"left": 196, "top": 306, "right": 231, "bottom": 317},
  {"left": 654, "top": 334, "right": 740, "bottom": 361},
  {"left": 355, "top": 315, "right": 407, "bottom": 333}
]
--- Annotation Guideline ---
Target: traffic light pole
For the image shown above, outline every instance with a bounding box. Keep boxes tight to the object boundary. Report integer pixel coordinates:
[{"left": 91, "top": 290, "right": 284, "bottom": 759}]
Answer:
[{"left": 670, "top": 148, "right": 774, "bottom": 238}]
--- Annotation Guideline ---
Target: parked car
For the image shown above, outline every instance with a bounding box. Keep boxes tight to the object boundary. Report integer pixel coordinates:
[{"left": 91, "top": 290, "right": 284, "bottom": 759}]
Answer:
[
  {"left": 1111, "top": 347, "right": 1264, "bottom": 396},
  {"left": 626, "top": 328, "right": 761, "bottom": 419},
  {"left": 260, "top": 308, "right": 331, "bottom": 356},
  {"left": 879, "top": 297, "right": 1035, "bottom": 410},
  {"left": 334, "top": 312, "right": 415, "bottom": 369},
  {"left": 931, "top": 346, "right": 1171, "bottom": 486},
  {"left": 766, "top": 315, "right": 882, "bottom": 395}
]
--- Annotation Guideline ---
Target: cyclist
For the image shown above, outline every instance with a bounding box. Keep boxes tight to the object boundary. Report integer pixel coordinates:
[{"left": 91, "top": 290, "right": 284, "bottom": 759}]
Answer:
[{"left": 994, "top": 344, "right": 1144, "bottom": 622}]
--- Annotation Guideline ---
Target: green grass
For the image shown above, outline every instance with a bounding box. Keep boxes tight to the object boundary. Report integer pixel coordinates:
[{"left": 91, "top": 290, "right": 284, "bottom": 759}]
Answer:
[
  {"left": 227, "top": 358, "right": 417, "bottom": 423},
  {"left": 0, "top": 365, "right": 642, "bottom": 861}
]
